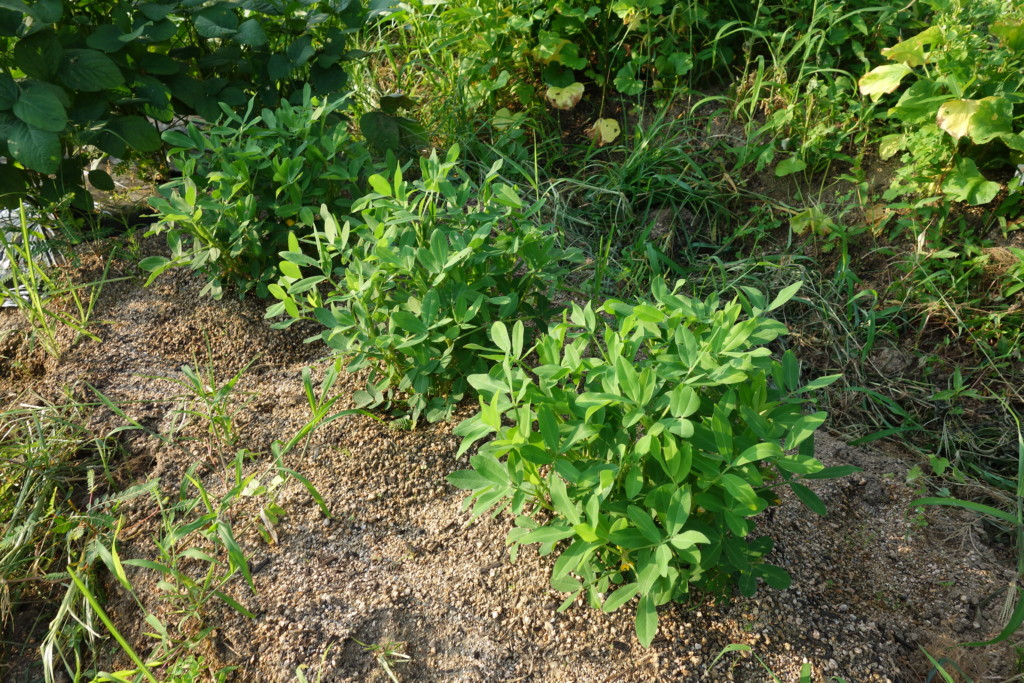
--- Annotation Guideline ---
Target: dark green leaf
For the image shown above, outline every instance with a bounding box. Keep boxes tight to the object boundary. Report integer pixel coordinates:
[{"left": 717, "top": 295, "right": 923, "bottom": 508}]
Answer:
[
  {"left": 790, "top": 482, "right": 826, "bottom": 516},
  {"left": 112, "top": 115, "right": 162, "bottom": 152},
  {"left": 234, "top": 17, "right": 267, "bottom": 45},
  {"left": 60, "top": 49, "right": 124, "bottom": 92},
  {"left": 194, "top": 5, "right": 238, "bottom": 38},
  {"left": 627, "top": 505, "right": 662, "bottom": 544},
  {"left": 0, "top": 72, "right": 17, "bottom": 109},
  {"left": 12, "top": 82, "right": 66, "bottom": 132},
  {"left": 86, "top": 24, "right": 124, "bottom": 52},
  {"left": 88, "top": 169, "right": 115, "bottom": 191},
  {"left": 6, "top": 120, "right": 60, "bottom": 173},
  {"left": 756, "top": 563, "right": 791, "bottom": 590},
  {"left": 802, "top": 465, "right": 861, "bottom": 480},
  {"left": 13, "top": 29, "right": 62, "bottom": 80}
]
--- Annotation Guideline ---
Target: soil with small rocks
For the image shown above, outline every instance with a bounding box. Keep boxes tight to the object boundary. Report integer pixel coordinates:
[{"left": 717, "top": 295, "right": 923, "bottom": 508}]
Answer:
[{"left": 1, "top": 237, "right": 1019, "bottom": 683}]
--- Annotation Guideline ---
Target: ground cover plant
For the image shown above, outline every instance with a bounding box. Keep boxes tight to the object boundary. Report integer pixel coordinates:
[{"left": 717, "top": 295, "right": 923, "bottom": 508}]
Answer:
[
  {"left": 450, "top": 282, "right": 852, "bottom": 646},
  {"left": 2, "top": 0, "right": 1024, "bottom": 678},
  {"left": 144, "top": 88, "right": 372, "bottom": 299}
]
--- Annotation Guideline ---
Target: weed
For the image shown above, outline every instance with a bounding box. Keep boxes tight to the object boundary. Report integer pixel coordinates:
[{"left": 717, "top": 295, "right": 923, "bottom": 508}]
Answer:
[
  {"left": 354, "top": 639, "right": 410, "bottom": 683},
  {"left": 0, "top": 204, "right": 119, "bottom": 358}
]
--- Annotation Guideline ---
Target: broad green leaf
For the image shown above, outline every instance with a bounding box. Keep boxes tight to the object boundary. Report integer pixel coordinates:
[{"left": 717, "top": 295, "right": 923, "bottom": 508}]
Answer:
[
  {"left": 194, "top": 6, "right": 238, "bottom": 38},
  {"left": 391, "top": 311, "right": 427, "bottom": 336},
  {"left": 960, "top": 96, "right": 1011, "bottom": 144},
  {"left": 12, "top": 83, "right": 66, "bottom": 132},
  {"left": 755, "top": 563, "right": 792, "bottom": 590},
  {"left": 942, "top": 158, "right": 1000, "bottom": 206},
  {"left": 878, "top": 134, "right": 904, "bottom": 160},
  {"left": 112, "top": 115, "right": 162, "bottom": 152},
  {"left": 367, "top": 173, "right": 391, "bottom": 196},
  {"left": 782, "top": 412, "right": 827, "bottom": 450},
  {"left": 767, "top": 280, "right": 802, "bottom": 312},
  {"left": 13, "top": 29, "right": 62, "bottom": 80},
  {"left": 858, "top": 63, "right": 912, "bottom": 101},
  {"left": 470, "top": 452, "right": 508, "bottom": 486},
  {"left": 586, "top": 117, "right": 620, "bottom": 146},
  {"left": 936, "top": 98, "right": 979, "bottom": 140},
  {"left": 538, "top": 406, "right": 560, "bottom": 453},
  {"left": 602, "top": 583, "right": 638, "bottom": 613},
  {"left": 992, "top": 20, "right": 1024, "bottom": 51},
  {"left": 88, "top": 169, "right": 115, "bottom": 191},
  {"left": 549, "top": 474, "right": 579, "bottom": 525},
  {"left": 60, "top": 49, "right": 124, "bottom": 92},
  {"left": 795, "top": 374, "right": 842, "bottom": 393},
  {"left": 776, "top": 455, "right": 824, "bottom": 475},
  {"left": 790, "top": 481, "right": 827, "bottom": 516},
  {"left": 573, "top": 522, "right": 599, "bottom": 543},
  {"left": 733, "top": 442, "right": 782, "bottom": 467},
  {"left": 635, "top": 595, "right": 658, "bottom": 647},
  {"left": 523, "top": 525, "right": 576, "bottom": 545},
  {"left": 669, "top": 529, "right": 709, "bottom": 550},
  {"left": 446, "top": 469, "right": 492, "bottom": 490},
  {"left": 774, "top": 156, "right": 806, "bottom": 177},
  {"left": 627, "top": 505, "right": 662, "bottom": 544},
  {"left": 721, "top": 473, "right": 759, "bottom": 512},
  {"left": 880, "top": 25, "right": 943, "bottom": 66},
  {"left": 491, "top": 321, "right": 510, "bottom": 353},
  {"left": 6, "top": 120, "right": 60, "bottom": 173},
  {"left": 235, "top": 18, "right": 268, "bottom": 46}
]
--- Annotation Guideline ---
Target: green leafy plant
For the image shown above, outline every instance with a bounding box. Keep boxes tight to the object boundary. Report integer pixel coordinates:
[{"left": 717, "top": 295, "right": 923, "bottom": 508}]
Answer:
[
  {"left": 267, "top": 145, "right": 580, "bottom": 423},
  {"left": 0, "top": 0, "right": 367, "bottom": 209},
  {"left": 859, "top": 2, "right": 1024, "bottom": 207},
  {"left": 0, "top": 203, "right": 119, "bottom": 357},
  {"left": 144, "top": 89, "right": 371, "bottom": 299},
  {"left": 448, "top": 279, "right": 856, "bottom": 646}
]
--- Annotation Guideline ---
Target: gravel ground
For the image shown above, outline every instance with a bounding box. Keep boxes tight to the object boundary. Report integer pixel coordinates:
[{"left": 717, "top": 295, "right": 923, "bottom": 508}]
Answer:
[{"left": 1, "top": 239, "right": 1018, "bottom": 682}]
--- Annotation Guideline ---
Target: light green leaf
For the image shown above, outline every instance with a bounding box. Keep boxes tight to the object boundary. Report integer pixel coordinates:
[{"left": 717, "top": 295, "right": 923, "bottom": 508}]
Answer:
[
  {"left": 774, "top": 156, "right": 806, "bottom": 177},
  {"left": 858, "top": 63, "right": 912, "bottom": 101},
  {"left": 767, "top": 280, "right": 802, "bottom": 311},
  {"left": 733, "top": 442, "right": 782, "bottom": 467},
  {"left": 880, "top": 25, "right": 943, "bottom": 66},
  {"left": 635, "top": 594, "right": 658, "bottom": 647},
  {"left": 491, "top": 321, "right": 510, "bottom": 353},
  {"left": 942, "top": 157, "right": 1000, "bottom": 206},
  {"left": 602, "top": 583, "right": 638, "bottom": 613},
  {"left": 549, "top": 474, "right": 579, "bottom": 525}
]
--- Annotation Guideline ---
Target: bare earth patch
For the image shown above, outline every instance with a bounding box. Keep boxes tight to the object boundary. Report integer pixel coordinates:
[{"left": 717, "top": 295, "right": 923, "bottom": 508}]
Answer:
[{"left": 1, "top": 240, "right": 1017, "bottom": 682}]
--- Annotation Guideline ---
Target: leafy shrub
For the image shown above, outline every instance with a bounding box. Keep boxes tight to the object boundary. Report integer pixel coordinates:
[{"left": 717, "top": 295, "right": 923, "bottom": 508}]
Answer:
[
  {"left": 859, "top": 2, "right": 1024, "bottom": 206},
  {"left": 267, "top": 145, "right": 581, "bottom": 423},
  {"left": 0, "top": 0, "right": 367, "bottom": 209},
  {"left": 448, "top": 280, "right": 855, "bottom": 646},
  {"left": 144, "top": 88, "right": 371, "bottom": 299}
]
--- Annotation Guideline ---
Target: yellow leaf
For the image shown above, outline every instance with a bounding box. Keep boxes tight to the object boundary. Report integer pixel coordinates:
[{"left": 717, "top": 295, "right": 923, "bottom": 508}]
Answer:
[
  {"left": 936, "top": 99, "right": 979, "bottom": 140},
  {"left": 586, "top": 117, "right": 620, "bottom": 146},
  {"left": 545, "top": 82, "right": 584, "bottom": 110}
]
